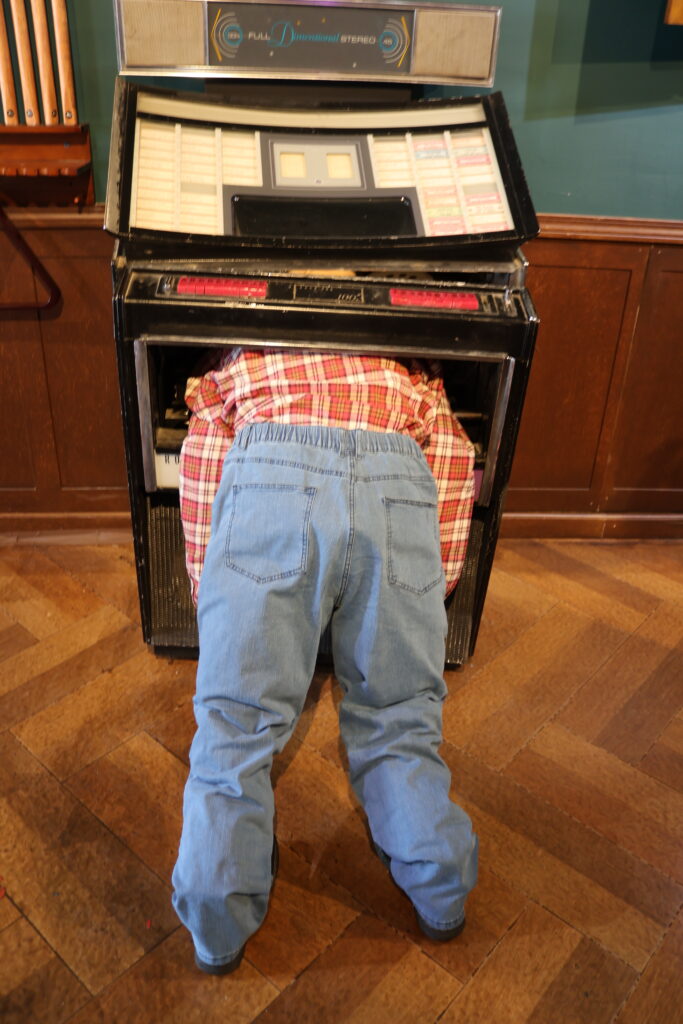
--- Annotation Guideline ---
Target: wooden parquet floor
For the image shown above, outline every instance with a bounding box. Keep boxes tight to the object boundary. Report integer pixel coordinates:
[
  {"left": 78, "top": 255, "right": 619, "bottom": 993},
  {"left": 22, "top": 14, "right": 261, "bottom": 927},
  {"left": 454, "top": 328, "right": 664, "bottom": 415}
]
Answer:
[{"left": 0, "top": 537, "right": 682, "bottom": 1023}]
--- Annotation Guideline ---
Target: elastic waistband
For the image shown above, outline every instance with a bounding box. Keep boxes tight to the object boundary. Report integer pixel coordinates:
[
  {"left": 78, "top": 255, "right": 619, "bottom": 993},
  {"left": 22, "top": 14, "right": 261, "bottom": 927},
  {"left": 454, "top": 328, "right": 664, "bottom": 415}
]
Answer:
[{"left": 233, "top": 422, "right": 423, "bottom": 458}]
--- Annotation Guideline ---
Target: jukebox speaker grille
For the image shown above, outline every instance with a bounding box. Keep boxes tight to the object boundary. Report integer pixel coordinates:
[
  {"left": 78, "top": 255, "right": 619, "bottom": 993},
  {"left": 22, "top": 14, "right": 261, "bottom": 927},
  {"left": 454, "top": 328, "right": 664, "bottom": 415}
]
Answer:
[
  {"left": 120, "top": 1, "right": 205, "bottom": 68},
  {"left": 147, "top": 501, "right": 198, "bottom": 650},
  {"left": 445, "top": 517, "right": 483, "bottom": 667},
  {"left": 412, "top": 10, "right": 496, "bottom": 82}
]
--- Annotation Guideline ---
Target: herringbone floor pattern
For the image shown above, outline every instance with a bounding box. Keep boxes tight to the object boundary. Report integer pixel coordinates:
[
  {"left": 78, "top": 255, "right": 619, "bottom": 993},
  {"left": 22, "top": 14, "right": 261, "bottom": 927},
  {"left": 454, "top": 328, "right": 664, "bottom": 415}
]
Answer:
[{"left": 0, "top": 538, "right": 681, "bottom": 1023}]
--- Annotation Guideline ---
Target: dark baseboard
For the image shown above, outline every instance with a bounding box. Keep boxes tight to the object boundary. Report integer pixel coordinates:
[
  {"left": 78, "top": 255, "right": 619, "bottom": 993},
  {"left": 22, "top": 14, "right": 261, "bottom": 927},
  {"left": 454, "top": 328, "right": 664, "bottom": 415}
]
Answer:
[
  {"left": 501, "top": 513, "right": 683, "bottom": 540},
  {"left": 0, "top": 513, "right": 133, "bottom": 544},
  {"left": 3, "top": 514, "right": 682, "bottom": 545}
]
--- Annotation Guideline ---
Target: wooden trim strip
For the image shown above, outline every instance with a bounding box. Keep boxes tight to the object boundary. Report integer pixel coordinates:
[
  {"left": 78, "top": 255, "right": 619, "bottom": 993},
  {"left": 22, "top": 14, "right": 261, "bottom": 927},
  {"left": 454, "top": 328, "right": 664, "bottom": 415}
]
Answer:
[
  {"left": 5, "top": 206, "right": 106, "bottom": 229},
  {"left": 536, "top": 214, "right": 683, "bottom": 245},
  {"left": 501, "top": 513, "right": 683, "bottom": 540},
  {"left": 0, "top": 527, "right": 133, "bottom": 545},
  {"left": 3, "top": 514, "right": 682, "bottom": 541},
  {"left": 665, "top": 0, "right": 683, "bottom": 26},
  {"left": 0, "top": 513, "right": 132, "bottom": 538}
]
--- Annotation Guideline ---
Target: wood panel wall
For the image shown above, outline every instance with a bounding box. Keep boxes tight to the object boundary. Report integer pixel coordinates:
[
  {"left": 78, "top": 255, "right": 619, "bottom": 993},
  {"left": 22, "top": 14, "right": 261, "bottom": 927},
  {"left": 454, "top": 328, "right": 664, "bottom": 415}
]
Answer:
[
  {"left": 0, "top": 209, "right": 681, "bottom": 538},
  {"left": 0, "top": 211, "right": 129, "bottom": 533},
  {"left": 506, "top": 217, "right": 683, "bottom": 537}
]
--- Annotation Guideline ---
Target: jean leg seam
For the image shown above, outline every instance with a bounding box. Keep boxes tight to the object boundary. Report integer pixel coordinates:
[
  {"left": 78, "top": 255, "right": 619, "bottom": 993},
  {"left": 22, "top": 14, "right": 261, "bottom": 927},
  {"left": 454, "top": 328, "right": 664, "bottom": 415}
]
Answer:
[{"left": 334, "top": 451, "right": 355, "bottom": 606}]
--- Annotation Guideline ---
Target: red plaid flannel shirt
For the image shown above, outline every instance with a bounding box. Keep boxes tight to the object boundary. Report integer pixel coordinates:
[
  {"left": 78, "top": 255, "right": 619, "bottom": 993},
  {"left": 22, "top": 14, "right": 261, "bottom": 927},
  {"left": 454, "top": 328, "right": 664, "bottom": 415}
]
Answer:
[{"left": 179, "top": 349, "right": 474, "bottom": 604}]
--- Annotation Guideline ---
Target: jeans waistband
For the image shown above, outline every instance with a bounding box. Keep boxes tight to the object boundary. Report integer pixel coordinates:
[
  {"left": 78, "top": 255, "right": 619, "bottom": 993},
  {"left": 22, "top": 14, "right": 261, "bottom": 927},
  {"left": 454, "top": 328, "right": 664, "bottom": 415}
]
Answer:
[{"left": 233, "top": 422, "right": 423, "bottom": 458}]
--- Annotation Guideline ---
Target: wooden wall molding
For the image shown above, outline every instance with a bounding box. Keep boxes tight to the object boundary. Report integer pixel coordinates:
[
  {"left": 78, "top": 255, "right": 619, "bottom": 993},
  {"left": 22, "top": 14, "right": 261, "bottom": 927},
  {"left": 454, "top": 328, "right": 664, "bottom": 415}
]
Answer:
[
  {"left": 6, "top": 205, "right": 106, "bottom": 230},
  {"left": 537, "top": 214, "right": 683, "bottom": 245},
  {"left": 665, "top": 0, "right": 683, "bottom": 26},
  {"left": 0, "top": 513, "right": 132, "bottom": 535},
  {"left": 502, "top": 513, "right": 683, "bottom": 540},
  {"left": 2, "top": 512, "right": 681, "bottom": 546}
]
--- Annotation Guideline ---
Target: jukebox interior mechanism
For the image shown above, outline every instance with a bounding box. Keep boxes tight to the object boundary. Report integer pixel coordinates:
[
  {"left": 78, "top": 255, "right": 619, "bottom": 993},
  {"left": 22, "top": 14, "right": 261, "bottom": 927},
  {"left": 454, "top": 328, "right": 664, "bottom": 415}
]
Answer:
[{"left": 108, "top": 5, "right": 539, "bottom": 668}]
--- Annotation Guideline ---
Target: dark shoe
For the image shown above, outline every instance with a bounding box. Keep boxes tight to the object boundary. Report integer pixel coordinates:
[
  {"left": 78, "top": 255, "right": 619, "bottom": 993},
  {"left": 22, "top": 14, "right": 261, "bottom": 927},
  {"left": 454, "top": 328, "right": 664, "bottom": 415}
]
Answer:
[
  {"left": 372, "top": 841, "right": 391, "bottom": 868},
  {"left": 194, "top": 836, "right": 279, "bottom": 975},
  {"left": 195, "top": 946, "right": 245, "bottom": 975},
  {"left": 416, "top": 912, "right": 466, "bottom": 942},
  {"left": 372, "top": 840, "right": 466, "bottom": 941}
]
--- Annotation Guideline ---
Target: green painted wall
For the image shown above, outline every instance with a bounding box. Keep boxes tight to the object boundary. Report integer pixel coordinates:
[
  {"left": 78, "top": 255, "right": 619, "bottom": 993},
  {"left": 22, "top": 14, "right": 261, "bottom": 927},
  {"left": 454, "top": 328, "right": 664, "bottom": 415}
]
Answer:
[
  {"left": 64, "top": 0, "right": 683, "bottom": 218},
  {"left": 63, "top": 0, "right": 117, "bottom": 202}
]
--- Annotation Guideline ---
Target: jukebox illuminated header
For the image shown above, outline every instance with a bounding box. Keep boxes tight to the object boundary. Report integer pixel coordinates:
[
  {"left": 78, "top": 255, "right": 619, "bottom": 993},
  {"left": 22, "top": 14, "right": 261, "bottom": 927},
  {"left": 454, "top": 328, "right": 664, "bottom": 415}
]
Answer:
[
  {"left": 207, "top": 3, "right": 417, "bottom": 73},
  {"left": 113, "top": 0, "right": 501, "bottom": 86}
]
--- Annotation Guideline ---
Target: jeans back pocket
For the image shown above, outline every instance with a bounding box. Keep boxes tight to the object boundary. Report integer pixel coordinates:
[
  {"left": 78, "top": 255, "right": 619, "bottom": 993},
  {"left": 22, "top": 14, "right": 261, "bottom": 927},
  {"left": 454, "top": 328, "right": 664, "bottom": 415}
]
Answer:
[
  {"left": 384, "top": 497, "right": 443, "bottom": 595},
  {"left": 225, "top": 483, "right": 316, "bottom": 583}
]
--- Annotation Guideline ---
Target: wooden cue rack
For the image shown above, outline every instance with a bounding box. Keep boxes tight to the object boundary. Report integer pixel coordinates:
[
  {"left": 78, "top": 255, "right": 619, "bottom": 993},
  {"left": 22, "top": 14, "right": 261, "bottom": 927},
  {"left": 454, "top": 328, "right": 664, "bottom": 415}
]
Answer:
[{"left": 0, "top": 0, "right": 93, "bottom": 206}]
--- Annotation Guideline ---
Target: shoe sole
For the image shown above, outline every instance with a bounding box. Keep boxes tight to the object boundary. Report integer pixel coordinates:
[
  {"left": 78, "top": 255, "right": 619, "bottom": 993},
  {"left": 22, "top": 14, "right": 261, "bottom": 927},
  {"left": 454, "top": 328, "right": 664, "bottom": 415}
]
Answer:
[
  {"left": 416, "top": 913, "right": 466, "bottom": 941},
  {"left": 195, "top": 946, "right": 244, "bottom": 975},
  {"left": 373, "top": 840, "right": 466, "bottom": 941}
]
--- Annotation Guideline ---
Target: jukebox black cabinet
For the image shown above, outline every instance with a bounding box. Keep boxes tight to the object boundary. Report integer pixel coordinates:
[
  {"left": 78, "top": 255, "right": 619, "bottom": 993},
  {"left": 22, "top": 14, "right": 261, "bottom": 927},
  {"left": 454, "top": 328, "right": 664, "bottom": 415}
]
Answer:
[{"left": 106, "top": 1, "right": 539, "bottom": 667}]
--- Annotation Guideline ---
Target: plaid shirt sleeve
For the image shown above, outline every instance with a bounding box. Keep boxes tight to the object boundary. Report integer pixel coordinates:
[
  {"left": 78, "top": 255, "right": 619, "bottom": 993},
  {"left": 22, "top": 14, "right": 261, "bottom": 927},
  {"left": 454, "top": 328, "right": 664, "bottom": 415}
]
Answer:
[
  {"left": 421, "top": 387, "right": 475, "bottom": 596},
  {"left": 178, "top": 369, "right": 235, "bottom": 605}
]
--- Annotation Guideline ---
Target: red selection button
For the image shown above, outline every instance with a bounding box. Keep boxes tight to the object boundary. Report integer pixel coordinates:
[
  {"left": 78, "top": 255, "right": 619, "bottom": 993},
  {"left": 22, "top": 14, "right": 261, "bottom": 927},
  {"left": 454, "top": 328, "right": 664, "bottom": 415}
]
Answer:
[
  {"left": 389, "top": 288, "right": 480, "bottom": 311},
  {"left": 176, "top": 276, "right": 198, "bottom": 295},
  {"left": 176, "top": 276, "right": 268, "bottom": 299}
]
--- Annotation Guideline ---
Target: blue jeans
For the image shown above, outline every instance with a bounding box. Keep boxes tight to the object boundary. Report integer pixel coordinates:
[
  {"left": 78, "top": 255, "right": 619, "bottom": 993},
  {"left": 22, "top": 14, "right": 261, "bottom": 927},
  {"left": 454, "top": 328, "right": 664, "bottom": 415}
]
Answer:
[{"left": 172, "top": 423, "right": 478, "bottom": 967}]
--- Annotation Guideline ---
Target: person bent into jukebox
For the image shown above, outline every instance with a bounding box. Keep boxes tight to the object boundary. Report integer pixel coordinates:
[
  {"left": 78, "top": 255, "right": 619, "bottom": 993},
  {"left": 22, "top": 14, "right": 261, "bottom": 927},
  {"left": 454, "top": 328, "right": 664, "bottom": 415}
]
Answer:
[{"left": 171, "top": 347, "right": 479, "bottom": 974}]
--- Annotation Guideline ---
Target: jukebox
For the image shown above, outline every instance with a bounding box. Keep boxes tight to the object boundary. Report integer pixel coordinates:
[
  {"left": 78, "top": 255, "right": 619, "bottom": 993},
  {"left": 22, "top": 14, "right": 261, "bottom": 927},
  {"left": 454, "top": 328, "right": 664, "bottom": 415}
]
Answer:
[{"left": 105, "top": 0, "right": 539, "bottom": 668}]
